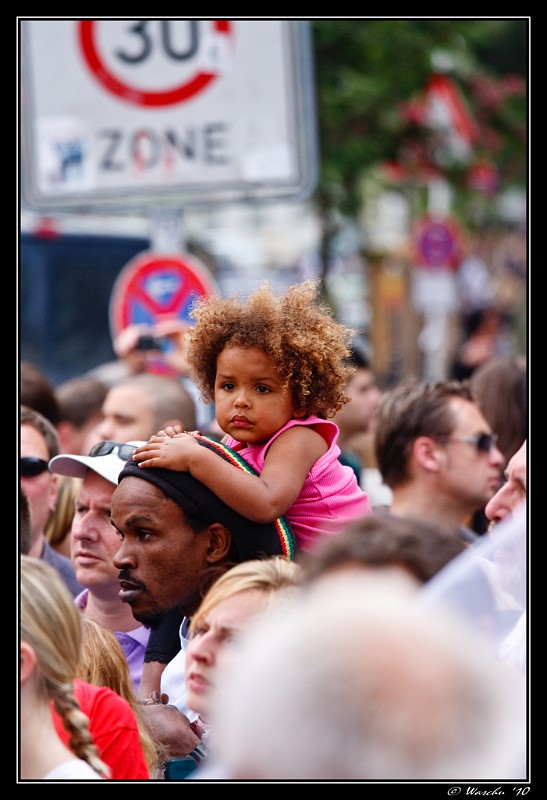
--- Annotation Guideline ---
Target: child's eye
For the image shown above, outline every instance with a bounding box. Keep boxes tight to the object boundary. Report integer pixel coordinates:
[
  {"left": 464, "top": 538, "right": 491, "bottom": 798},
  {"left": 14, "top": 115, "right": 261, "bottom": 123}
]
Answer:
[
  {"left": 256, "top": 385, "right": 271, "bottom": 394},
  {"left": 222, "top": 382, "right": 236, "bottom": 391}
]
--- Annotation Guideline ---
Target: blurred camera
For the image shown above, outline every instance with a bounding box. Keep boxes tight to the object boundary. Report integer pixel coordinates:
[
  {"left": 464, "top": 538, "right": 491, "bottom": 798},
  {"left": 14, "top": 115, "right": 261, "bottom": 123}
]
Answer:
[{"left": 135, "top": 335, "right": 163, "bottom": 351}]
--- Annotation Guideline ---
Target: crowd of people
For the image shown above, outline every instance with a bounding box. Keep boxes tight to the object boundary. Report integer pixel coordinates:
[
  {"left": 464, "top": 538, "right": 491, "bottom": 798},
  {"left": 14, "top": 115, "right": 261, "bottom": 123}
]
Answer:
[{"left": 19, "top": 278, "right": 528, "bottom": 784}]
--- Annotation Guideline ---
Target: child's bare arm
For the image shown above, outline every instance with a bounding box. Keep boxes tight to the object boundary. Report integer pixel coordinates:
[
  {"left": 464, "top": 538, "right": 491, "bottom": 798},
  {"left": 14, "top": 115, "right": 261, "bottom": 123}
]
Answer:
[{"left": 135, "top": 426, "right": 326, "bottom": 522}]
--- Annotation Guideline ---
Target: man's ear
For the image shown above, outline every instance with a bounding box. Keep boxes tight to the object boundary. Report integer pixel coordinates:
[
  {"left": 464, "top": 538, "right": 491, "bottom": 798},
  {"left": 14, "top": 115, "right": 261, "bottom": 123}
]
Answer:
[
  {"left": 48, "top": 471, "right": 58, "bottom": 514},
  {"left": 413, "top": 436, "right": 443, "bottom": 473},
  {"left": 205, "top": 523, "right": 232, "bottom": 564}
]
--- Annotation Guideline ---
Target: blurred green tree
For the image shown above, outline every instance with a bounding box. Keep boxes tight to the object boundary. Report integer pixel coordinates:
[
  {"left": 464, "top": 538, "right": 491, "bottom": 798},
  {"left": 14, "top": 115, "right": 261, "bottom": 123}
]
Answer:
[{"left": 311, "top": 19, "right": 528, "bottom": 282}]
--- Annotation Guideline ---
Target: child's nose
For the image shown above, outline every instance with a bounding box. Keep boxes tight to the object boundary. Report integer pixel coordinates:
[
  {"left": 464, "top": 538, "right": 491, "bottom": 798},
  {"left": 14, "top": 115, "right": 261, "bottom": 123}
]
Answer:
[{"left": 234, "top": 390, "right": 251, "bottom": 407}]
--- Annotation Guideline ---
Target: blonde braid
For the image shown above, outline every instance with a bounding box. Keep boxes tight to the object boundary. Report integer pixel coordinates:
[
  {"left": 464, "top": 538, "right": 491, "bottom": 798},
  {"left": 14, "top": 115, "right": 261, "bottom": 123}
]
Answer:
[
  {"left": 51, "top": 683, "right": 110, "bottom": 778},
  {"left": 77, "top": 617, "right": 165, "bottom": 774},
  {"left": 20, "top": 557, "right": 111, "bottom": 778}
]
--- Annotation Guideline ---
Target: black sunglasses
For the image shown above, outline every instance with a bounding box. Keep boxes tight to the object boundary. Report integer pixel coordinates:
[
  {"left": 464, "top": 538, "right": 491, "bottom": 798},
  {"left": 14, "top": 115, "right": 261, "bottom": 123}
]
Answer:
[
  {"left": 20, "top": 457, "right": 50, "bottom": 477},
  {"left": 88, "top": 441, "right": 138, "bottom": 461},
  {"left": 438, "top": 433, "right": 499, "bottom": 454}
]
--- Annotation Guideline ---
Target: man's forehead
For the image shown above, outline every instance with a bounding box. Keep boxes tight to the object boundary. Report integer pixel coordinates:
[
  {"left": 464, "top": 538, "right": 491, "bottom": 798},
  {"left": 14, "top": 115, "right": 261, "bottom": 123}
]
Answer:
[
  {"left": 106, "top": 385, "right": 150, "bottom": 411},
  {"left": 113, "top": 475, "right": 178, "bottom": 508},
  {"left": 20, "top": 423, "right": 47, "bottom": 449},
  {"left": 82, "top": 469, "right": 116, "bottom": 494},
  {"left": 115, "top": 473, "right": 152, "bottom": 492},
  {"left": 449, "top": 396, "right": 488, "bottom": 429}
]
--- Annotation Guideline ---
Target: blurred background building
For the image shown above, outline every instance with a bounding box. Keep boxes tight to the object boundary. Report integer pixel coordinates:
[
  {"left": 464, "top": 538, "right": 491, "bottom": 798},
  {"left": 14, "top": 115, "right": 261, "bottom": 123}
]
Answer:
[{"left": 19, "top": 18, "right": 528, "bottom": 388}]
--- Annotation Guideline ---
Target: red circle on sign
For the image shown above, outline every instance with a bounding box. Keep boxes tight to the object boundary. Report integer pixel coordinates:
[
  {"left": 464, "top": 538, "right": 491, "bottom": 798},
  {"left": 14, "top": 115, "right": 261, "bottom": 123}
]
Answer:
[{"left": 78, "top": 20, "right": 232, "bottom": 107}]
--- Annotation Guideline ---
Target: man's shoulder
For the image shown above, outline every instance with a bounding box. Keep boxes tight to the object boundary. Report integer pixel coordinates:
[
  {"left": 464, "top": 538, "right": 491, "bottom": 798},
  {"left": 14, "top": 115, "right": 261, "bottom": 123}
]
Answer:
[
  {"left": 41, "top": 540, "right": 78, "bottom": 576},
  {"left": 41, "top": 541, "right": 83, "bottom": 594},
  {"left": 41, "top": 538, "right": 70, "bottom": 566}
]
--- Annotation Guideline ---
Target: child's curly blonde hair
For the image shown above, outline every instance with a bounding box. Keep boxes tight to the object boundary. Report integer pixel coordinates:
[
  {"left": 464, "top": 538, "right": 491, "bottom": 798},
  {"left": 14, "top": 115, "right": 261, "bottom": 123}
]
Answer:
[{"left": 186, "top": 280, "right": 356, "bottom": 419}]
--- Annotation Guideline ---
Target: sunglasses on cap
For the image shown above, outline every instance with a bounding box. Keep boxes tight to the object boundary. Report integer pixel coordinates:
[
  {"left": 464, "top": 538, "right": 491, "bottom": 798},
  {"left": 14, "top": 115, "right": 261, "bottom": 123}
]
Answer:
[
  {"left": 20, "top": 457, "right": 50, "bottom": 477},
  {"left": 88, "top": 441, "right": 138, "bottom": 461},
  {"left": 438, "top": 433, "right": 499, "bottom": 453}
]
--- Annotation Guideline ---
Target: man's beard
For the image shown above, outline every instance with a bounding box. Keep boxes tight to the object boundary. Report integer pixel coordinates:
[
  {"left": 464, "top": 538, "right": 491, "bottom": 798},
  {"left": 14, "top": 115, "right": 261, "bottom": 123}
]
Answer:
[
  {"left": 130, "top": 608, "right": 169, "bottom": 629},
  {"left": 125, "top": 594, "right": 180, "bottom": 630},
  {"left": 130, "top": 599, "right": 187, "bottom": 637},
  {"left": 118, "top": 568, "right": 177, "bottom": 630}
]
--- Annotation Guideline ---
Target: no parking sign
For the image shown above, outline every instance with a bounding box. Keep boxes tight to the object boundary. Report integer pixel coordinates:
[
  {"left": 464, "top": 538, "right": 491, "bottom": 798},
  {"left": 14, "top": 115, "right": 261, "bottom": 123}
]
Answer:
[
  {"left": 413, "top": 215, "right": 463, "bottom": 271},
  {"left": 109, "top": 250, "right": 219, "bottom": 338}
]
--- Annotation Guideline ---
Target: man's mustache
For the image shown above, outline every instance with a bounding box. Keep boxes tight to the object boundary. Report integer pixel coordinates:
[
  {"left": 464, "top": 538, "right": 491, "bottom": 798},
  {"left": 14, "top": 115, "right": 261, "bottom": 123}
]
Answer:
[{"left": 118, "top": 569, "right": 146, "bottom": 591}]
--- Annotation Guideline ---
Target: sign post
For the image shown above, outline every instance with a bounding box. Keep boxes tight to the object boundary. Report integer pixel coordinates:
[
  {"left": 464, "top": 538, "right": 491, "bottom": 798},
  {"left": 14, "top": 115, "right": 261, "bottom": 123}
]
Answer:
[
  {"left": 411, "top": 215, "right": 463, "bottom": 380},
  {"left": 20, "top": 19, "right": 317, "bottom": 211}
]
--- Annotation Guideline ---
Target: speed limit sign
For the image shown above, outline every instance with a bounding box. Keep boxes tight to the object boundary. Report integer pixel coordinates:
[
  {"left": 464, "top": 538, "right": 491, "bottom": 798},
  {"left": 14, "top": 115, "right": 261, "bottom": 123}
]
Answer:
[
  {"left": 78, "top": 20, "right": 232, "bottom": 107},
  {"left": 20, "top": 19, "right": 317, "bottom": 210}
]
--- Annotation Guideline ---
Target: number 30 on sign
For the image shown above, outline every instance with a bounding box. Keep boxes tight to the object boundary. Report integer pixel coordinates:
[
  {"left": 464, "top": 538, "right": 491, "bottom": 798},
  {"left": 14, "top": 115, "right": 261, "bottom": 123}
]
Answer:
[{"left": 78, "top": 20, "right": 233, "bottom": 107}]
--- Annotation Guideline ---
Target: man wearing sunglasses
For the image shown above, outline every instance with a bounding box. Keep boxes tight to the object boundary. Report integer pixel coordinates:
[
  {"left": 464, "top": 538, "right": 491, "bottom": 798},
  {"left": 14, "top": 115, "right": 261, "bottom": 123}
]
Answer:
[
  {"left": 374, "top": 379, "right": 505, "bottom": 543},
  {"left": 48, "top": 440, "right": 151, "bottom": 694},
  {"left": 20, "top": 405, "right": 83, "bottom": 597}
]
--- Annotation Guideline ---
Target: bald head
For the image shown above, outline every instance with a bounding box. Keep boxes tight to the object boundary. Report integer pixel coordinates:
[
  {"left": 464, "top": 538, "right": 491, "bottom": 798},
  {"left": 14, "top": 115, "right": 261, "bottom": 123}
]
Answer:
[
  {"left": 92, "top": 373, "right": 197, "bottom": 443},
  {"left": 214, "top": 574, "right": 526, "bottom": 780}
]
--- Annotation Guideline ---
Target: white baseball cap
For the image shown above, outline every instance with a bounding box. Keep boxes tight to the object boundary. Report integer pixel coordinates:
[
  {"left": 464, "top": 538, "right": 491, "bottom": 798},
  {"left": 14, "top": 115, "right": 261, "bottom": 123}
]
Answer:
[{"left": 49, "top": 441, "right": 146, "bottom": 486}]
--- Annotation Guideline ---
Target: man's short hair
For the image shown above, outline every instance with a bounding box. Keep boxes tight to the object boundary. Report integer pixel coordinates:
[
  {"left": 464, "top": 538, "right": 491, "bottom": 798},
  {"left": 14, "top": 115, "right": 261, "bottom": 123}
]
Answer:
[
  {"left": 114, "top": 373, "right": 197, "bottom": 432},
  {"left": 214, "top": 573, "right": 525, "bottom": 779},
  {"left": 20, "top": 404, "right": 61, "bottom": 460},
  {"left": 56, "top": 376, "right": 108, "bottom": 428},
  {"left": 375, "top": 380, "right": 473, "bottom": 488},
  {"left": 301, "top": 513, "right": 466, "bottom": 585}
]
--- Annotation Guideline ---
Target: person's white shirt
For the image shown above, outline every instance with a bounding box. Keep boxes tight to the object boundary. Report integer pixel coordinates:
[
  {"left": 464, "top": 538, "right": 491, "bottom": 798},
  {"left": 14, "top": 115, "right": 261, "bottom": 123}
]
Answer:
[
  {"left": 159, "top": 618, "right": 199, "bottom": 721},
  {"left": 43, "top": 759, "right": 104, "bottom": 779}
]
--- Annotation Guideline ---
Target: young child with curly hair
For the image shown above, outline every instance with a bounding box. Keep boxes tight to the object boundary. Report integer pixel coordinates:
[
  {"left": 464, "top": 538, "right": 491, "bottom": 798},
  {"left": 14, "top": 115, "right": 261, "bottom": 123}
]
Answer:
[{"left": 132, "top": 280, "right": 372, "bottom": 551}]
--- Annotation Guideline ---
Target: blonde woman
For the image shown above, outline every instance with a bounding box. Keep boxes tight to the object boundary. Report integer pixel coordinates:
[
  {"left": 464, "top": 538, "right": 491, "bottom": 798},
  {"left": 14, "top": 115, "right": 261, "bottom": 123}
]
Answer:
[
  {"left": 166, "top": 556, "right": 302, "bottom": 779},
  {"left": 20, "top": 556, "right": 109, "bottom": 780},
  {"left": 76, "top": 617, "right": 166, "bottom": 778}
]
